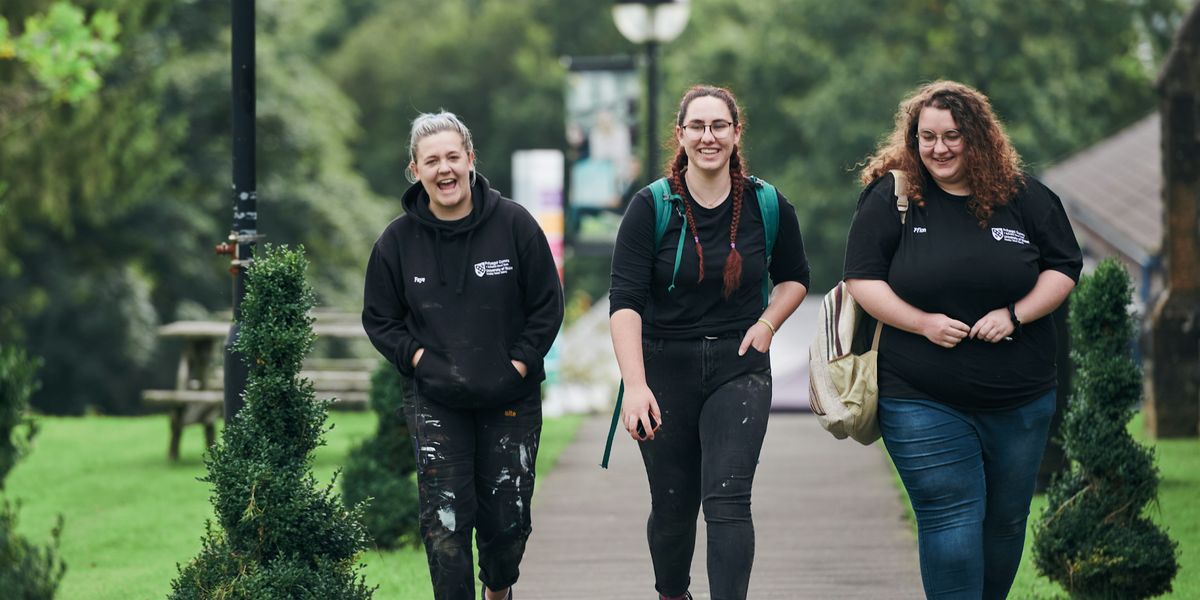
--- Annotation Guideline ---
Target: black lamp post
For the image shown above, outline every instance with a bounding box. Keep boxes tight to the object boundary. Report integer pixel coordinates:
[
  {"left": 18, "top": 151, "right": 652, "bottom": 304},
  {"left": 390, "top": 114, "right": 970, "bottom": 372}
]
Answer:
[
  {"left": 216, "top": 0, "right": 258, "bottom": 421},
  {"left": 612, "top": 0, "right": 690, "bottom": 184}
]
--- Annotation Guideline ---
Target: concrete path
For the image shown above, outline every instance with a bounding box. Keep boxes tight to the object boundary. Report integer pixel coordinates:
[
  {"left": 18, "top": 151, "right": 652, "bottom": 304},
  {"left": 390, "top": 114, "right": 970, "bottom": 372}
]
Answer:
[{"left": 519, "top": 412, "right": 924, "bottom": 599}]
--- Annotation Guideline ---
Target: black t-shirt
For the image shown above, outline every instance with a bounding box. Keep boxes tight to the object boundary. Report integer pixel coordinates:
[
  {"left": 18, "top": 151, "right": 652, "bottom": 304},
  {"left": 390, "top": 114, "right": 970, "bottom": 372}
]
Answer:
[
  {"left": 609, "top": 179, "right": 811, "bottom": 338},
  {"left": 843, "top": 172, "right": 1082, "bottom": 411}
]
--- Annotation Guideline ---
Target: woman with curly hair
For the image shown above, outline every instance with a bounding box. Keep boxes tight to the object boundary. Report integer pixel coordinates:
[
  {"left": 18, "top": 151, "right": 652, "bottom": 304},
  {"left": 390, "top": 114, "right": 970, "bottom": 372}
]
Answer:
[
  {"left": 843, "top": 80, "right": 1082, "bottom": 598},
  {"left": 609, "top": 85, "right": 810, "bottom": 600}
]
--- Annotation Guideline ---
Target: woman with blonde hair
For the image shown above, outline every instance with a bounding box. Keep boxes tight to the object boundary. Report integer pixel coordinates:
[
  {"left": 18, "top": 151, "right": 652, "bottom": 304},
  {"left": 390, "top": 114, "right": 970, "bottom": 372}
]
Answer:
[
  {"left": 843, "top": 81, "right": 1082, "bottom": 598},
  {"left": 363, "top": 111, "right": 563, "bottom": 600}
]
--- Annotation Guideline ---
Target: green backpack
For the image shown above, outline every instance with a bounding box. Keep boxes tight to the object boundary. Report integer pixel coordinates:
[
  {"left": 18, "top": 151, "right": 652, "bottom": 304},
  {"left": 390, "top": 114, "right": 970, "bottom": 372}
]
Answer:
[{"left": 601, "top": 176, "right": 781, "bottom": 468}]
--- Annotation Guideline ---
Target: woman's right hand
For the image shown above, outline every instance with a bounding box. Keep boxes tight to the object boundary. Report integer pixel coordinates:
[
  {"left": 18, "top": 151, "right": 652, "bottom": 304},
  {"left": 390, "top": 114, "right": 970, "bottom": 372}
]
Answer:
[
  {"left": 621, "top": 383, "right": 662, "bottom": 441},
  {"left": 411, "top": 348, "right": 425, "bottom": 368},
  {"left": 920, "top": 314, "right": 970, "bottom": 348}
]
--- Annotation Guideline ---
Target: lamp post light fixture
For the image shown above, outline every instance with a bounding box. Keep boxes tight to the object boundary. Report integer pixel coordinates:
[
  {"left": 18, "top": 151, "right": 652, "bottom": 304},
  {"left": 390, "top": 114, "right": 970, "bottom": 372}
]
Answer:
[{"left": 612, "top": 0, "right": 690, "bottom": 186}]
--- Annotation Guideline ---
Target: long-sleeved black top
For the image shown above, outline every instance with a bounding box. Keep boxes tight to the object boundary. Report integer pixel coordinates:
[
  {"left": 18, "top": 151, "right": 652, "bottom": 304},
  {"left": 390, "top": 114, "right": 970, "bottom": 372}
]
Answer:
[
  {"left": 362, "top": 174, "right": 564, "bottom": 407},
  {"left": 609, "top": 179, "right": 810, "bottom": 338}
]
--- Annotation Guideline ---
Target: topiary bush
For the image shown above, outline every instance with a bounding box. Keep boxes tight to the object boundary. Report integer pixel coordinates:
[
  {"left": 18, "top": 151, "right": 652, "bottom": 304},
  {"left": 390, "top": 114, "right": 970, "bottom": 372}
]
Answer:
[
  {"left": 1033, "top": 258, "right": 1179, "bottom": 598},
  {"left": 0, "top": 345, "right": 65, "bottom": 600},
  {"left": 169, "top": 246, "right": 373, "bottom": 600},
  {"left": 341, "top": 361, "right": 419, "bottom": 549}
]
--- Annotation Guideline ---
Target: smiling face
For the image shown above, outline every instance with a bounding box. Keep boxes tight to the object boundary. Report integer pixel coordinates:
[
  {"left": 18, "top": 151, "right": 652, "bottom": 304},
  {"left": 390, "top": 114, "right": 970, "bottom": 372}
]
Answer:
[
  {"left": 411, "top": 130, "right": 474, "bottom": 220},
  {"left": 676, "top": 95, "right": 741, "bottom": 176},
  {"left": 917, "top": 106, "right": 969, "bottom": 195}
]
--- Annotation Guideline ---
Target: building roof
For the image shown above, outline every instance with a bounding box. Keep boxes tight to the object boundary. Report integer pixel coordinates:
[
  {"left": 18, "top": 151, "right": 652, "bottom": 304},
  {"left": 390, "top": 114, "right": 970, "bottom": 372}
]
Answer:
[{"left": 1040, "top": 113, "right": 1161, "bottom": 264}]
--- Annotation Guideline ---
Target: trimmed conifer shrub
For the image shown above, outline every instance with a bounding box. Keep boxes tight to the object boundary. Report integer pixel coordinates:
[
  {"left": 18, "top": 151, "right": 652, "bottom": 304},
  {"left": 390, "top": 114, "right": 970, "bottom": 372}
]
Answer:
[
  {"left": 0, "top": 345, "right": 65, "bottom": 600},
  {"left": 1033, "top": 258, "right": 1179, "bottom": 598},
  {"left": 170, "top": 246, "right": 373, "bottom": 600},
  {"left": 341, "top": 361, "right": 419, "bottom": 549}
]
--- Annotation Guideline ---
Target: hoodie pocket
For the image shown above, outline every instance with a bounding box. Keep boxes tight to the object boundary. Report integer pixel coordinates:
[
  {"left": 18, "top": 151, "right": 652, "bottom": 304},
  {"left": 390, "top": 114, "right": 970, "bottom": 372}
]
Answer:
[{"left": 414, "top": 345, "right": 524, "bottom": 407}]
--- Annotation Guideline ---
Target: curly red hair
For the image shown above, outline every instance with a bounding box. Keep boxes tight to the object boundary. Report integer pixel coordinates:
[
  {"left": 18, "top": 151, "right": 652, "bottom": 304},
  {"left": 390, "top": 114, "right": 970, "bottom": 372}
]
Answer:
[{"left": 860, "top": 80, "right": 1023, "bottom": 227}]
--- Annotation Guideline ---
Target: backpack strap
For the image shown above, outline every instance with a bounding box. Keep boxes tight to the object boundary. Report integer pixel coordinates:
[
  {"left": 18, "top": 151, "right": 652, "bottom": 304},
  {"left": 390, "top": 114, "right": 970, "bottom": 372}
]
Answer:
[
  {"left": 749, "top": 176, "right": 779, "bottom": 309},
  {"left": 605, "top": 179, "right": 679, "bottom": 469},
  {"left": 601, "top": 381, "right": 624, "bottom": 468},
  {"left": 867, "top": 169, "right": 913, "bottom": 351},
  {"left": 890, "top": 169, "right": 910, "bottom": 225},
  {"left": 648, "top": 177, "right": 687, "bottom": 293}
]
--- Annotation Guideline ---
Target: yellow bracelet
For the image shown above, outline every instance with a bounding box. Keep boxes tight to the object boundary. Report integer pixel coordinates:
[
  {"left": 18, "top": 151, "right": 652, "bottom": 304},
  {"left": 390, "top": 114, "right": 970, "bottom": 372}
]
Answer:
[{"left": 756, "top": 317, "right": 777, "bottom": 334}]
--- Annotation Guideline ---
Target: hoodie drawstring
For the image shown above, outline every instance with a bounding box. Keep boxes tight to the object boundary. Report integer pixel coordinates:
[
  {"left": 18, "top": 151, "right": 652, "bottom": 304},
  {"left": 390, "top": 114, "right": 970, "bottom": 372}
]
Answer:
[
  {"left": 432, "top": 229, "right": 448, "bottom": 286},
  {"left": 455, "top": 229, "right": 476, "bottom": 295}
]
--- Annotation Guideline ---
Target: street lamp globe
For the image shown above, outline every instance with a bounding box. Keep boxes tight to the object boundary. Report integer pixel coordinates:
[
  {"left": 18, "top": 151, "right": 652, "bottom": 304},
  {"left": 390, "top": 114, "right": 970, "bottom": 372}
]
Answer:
[
  {"left": 612, "top": 0, "right": 691, "bottom": 45},
  {"left": 611, "top": 0, "right": 691, "bottom": 187}
]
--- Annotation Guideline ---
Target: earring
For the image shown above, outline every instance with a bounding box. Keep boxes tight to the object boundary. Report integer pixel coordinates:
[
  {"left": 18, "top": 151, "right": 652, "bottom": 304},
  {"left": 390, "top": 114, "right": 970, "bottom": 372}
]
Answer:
[
  {"left": 470, "top": 169, "right": 477, "bottom": 188},
  {"left": 404, "top": 165, "right": 417, "bottom": 184}
]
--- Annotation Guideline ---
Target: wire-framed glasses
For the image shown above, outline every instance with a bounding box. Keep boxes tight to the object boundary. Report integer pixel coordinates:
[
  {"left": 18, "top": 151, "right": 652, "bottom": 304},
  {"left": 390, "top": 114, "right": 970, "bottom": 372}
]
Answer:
[
  {"left": 682, "top": 120, "right": 734, "bottom": 139},
  {"left": 916, "top": 129, "right": 964, "bottom": 148}
]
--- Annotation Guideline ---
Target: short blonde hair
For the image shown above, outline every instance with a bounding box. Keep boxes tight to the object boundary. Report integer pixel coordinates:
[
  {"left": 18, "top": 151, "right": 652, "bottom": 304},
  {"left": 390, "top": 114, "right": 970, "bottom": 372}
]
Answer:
[{"left": 408, "top": 111, "right": 474, "bottom": 163}]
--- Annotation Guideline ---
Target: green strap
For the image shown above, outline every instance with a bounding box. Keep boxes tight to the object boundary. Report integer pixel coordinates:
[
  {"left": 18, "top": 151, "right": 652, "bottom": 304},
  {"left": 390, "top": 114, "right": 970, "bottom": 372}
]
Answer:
[
  {"left": 750, "top": 176, "right": 779, "bottom": 309},
  {"left": 601, "top": 381, "right": 624, "bottom": 469},
  {"left": 648, "top": 177, "right": 687, "bottom": 293}
]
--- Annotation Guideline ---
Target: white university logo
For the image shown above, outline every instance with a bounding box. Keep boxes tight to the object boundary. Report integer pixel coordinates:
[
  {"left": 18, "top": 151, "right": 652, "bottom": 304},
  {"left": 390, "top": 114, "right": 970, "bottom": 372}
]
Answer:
[
  {"left": 991, "top": 228, "right": 1029, "bottom": 244},
  {"left": 474, "top": 259, "right": 514, "bottom": 277}
]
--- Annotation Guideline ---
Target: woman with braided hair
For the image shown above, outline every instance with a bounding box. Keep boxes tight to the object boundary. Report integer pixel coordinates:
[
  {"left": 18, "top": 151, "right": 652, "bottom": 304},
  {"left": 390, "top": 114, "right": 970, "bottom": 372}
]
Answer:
[{"left": 608, "top": 85, "right": 810, "bottom": 600}]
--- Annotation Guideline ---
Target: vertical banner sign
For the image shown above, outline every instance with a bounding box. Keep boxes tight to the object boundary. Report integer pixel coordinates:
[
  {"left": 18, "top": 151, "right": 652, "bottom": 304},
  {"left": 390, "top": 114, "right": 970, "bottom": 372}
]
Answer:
[
  {"left": 564, "top": 57, "right": 639, "bottom": 242},
  {"left": 512, "top": 150, "right": 566, "bottom": 385}
]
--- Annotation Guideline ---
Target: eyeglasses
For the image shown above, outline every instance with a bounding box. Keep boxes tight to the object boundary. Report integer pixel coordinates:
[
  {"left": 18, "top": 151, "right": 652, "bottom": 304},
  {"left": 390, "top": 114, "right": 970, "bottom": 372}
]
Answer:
[
  {"left": 682, "top": 120, "right": 734, "bottom": 140},
  {"left": 916, "top": 129, "right": 964, "bottom": 148}
]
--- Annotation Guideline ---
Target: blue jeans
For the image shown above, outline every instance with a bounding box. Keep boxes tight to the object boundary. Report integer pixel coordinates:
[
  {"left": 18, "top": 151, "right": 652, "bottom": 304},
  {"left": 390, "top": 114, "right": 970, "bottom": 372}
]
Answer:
[{"left": 879, "top": 391, "right": 1056, "bottom": 600}]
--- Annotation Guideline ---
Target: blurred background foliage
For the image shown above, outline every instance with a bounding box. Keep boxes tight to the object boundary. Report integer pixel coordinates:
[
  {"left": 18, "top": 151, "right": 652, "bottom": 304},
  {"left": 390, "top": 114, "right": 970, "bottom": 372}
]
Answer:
[{"left": 0, "top": 0, "right": 1188, "bottom": 414}]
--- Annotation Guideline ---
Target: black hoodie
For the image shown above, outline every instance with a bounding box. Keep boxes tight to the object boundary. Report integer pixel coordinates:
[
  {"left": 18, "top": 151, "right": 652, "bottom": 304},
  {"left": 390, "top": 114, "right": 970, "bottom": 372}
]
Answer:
[{"left": 362, "top": 174, "right": 564, "bottom": 408}]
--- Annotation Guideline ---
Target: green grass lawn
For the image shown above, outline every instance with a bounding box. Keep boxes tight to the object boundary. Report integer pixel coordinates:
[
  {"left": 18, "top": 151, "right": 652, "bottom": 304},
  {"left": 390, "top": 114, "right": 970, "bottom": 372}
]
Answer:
[
  {"left": 885, "top": 413, "right": 1199, "bottom": 599},
  {"left": 6, "top": 410, "right": 582, "bottom": 600}
]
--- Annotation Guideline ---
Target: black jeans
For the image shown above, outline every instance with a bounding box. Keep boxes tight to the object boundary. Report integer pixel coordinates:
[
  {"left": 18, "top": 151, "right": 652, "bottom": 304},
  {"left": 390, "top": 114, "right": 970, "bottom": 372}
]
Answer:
[
  {"left": 403, "top": 378, "right": 542, "bottom": 600},
  {"left": 639, "top": 335, "right": 773, "bottom": 600}
]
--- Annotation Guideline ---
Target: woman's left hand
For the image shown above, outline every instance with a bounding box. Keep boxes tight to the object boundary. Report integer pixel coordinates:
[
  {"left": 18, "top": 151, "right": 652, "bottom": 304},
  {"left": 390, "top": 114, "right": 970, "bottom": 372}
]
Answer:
[
  {"left": 739, "top": 321, "right": 774, "bottom": 355},
  {"left": 511, "top": 360, "right": 528, "bottom": 378},
  {"left": 969, "top": 308, "right": 1015, "bottom": 343}
]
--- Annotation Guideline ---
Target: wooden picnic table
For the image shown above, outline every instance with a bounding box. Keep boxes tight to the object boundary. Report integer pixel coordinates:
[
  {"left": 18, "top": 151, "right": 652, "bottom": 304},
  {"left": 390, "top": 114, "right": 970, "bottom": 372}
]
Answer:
[{"left": 142, "top": 312, "right": 374, "bottom": 460}]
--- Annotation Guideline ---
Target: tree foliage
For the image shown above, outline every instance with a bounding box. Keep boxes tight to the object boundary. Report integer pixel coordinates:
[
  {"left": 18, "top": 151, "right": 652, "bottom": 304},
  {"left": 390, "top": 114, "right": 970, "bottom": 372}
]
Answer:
[
  {"left": 661, "top": 0, "right": 1184, "bottom": 290},
  {"left": 0, "top": 1, "right": 120, "bottom": 104},
  {"left": 1033, "top": 258, "right": 1178, "bottom": 598},
  {"left": 0, "top": 0, "right": 1188, "bottom": 414},
  {"left": 0, "top": 345, "right": 65, "bottom": 600},
  {"left": 0, "top": 0, "right": 388, "bottom": 414},
  {"left": 327, "top": 0, "right": 567, "bottom": 199},
  {"left": 170, "top": 246, "right": 372, "bottom": 600},
  {"left": 341, "top": 361, "right": 419, "bottom": 549}
]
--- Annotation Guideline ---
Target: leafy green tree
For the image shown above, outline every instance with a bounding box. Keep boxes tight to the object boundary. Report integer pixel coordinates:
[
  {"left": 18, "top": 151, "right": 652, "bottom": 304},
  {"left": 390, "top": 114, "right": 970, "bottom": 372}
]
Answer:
[
  {"left": 662, "top": 0, "right": 1185, "bottom": 290},
  {"left": 1, "top": 0, "right": 390, "bottom": 414},
  {"left": 170, "top": 246, "right": 372, "bottom": 600},
  {"left": 0, "top": 1, "right": 120, "bottom": 103},
  {"left": 0, "top": 345, "right": 65, "bottom": 600},
  {"left": 1033, "top": 259, "right": 1178, "bottom": 598},
  {"left": 327, "top": 0, "right": 566, "bottom": 199},
  {"left": 341, "top": 361, "right": 419, "bottom": 549}
]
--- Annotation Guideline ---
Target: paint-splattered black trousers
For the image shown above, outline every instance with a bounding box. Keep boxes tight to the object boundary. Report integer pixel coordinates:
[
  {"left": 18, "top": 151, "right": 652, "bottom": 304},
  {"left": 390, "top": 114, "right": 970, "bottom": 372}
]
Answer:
[
  {"left": 638, "top": 334, "right": 772, "bottom": 600},
  {"left": 402, "top": 379, "right": 541, "bottom": 600}
]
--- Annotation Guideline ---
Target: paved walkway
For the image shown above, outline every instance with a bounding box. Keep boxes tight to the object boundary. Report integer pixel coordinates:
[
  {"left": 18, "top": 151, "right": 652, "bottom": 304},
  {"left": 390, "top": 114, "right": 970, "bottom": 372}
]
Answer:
[{"left": 519, "top": 412, "right": 924, "bottom": 599}]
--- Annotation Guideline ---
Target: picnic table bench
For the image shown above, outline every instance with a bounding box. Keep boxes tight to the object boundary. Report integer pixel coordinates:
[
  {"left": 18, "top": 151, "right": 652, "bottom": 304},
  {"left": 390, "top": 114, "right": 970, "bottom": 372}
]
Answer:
[{"left": 142, "top": 312, "right": 375, "bottom": 460}]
